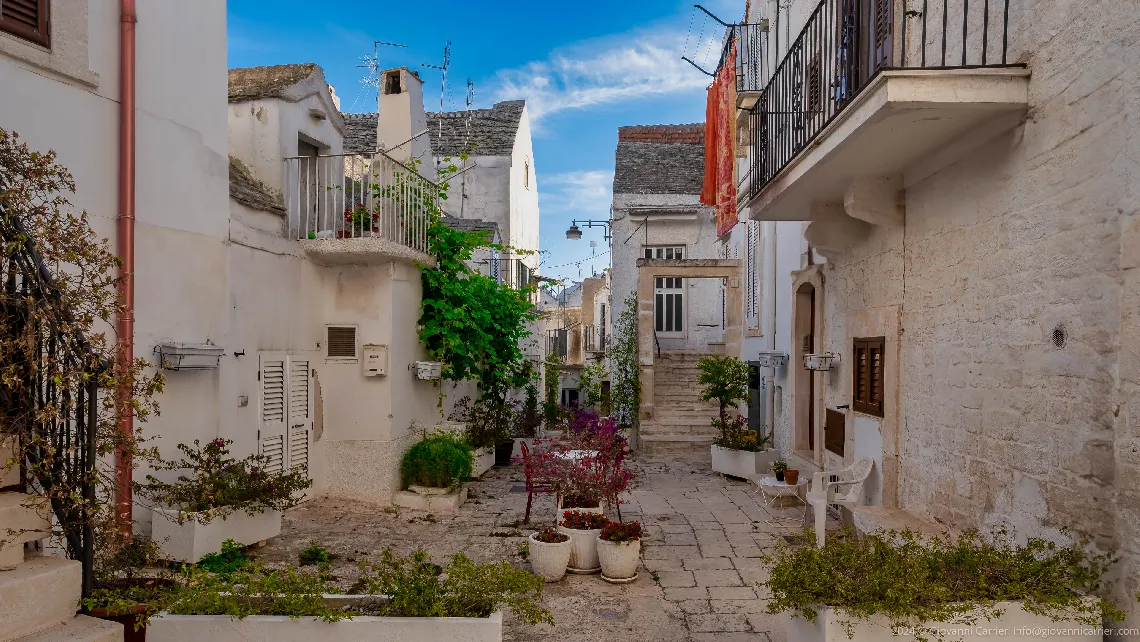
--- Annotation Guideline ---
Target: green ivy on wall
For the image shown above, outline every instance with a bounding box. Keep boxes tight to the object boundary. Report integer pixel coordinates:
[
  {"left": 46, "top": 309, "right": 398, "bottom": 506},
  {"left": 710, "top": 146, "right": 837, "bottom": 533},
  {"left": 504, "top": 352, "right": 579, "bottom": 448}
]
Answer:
[{"left": 606, "top": 291, "right": 641, "bottom": 427}]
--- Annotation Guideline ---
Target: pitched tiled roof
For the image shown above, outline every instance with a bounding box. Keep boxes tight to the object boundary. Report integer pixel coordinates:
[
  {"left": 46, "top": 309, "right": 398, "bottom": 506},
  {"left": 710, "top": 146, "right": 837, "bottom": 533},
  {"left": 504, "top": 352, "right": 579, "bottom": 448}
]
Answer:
[
  {"left": 613, "top": 125, "right": 706, "bottom": 195},
  {"left": 342, "top": 113, "right": 378, "bottom": 154},
  {"left": 228, "top": 63, "right": 319, "bottom": 103},
  {"left": 229, "top": 156, "right": 285, "bottom": 214},
  {"left": 427, "top": 100, "right": 525, "bottom": 157}
]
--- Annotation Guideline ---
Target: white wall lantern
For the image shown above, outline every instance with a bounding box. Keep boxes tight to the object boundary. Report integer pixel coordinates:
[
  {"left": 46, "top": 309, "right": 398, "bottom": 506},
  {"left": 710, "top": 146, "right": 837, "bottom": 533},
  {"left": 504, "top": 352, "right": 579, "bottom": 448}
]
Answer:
[
  {"left": 755, "top": 351, "right": 789, "bottom": 368},
  {"left": 412, "top": 361, "right": 442, "bottom": 380},
  {"left": 803, "top": 352, "right": 840, "bottom": 371},
  {"left": 155, "top": 343, "right": 225, "bottom": 371}
]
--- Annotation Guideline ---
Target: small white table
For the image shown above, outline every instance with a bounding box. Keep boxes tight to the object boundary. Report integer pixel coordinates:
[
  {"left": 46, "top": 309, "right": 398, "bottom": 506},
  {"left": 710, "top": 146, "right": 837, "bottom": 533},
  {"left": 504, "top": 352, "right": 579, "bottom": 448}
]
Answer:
[
  {"left": 553, "top": 449, "right": 597, "bottom": 462},
  {"left": 752, "top": 475, "right": 810, "bottom": 525}
]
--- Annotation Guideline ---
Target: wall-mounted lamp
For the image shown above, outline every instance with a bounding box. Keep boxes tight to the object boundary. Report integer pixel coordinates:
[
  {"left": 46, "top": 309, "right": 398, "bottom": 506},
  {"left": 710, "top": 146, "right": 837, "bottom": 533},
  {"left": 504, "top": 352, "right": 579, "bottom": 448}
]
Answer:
[{"left": 565, "top": 219, "right": 611, "bottom": 242}]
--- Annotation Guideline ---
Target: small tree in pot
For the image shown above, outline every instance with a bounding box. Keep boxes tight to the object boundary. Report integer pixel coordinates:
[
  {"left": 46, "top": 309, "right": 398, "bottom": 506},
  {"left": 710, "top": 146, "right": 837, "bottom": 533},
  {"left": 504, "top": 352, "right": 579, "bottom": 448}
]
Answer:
[{"left": 699, "top": 356, "right": 774, "bottom": 477}]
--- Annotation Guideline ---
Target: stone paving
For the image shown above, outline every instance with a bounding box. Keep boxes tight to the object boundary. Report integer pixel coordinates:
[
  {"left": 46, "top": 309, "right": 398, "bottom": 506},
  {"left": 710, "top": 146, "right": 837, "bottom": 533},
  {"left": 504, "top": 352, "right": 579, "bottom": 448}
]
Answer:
[{"left": 256, "top": 450, "right": 827, "bottom": 642}]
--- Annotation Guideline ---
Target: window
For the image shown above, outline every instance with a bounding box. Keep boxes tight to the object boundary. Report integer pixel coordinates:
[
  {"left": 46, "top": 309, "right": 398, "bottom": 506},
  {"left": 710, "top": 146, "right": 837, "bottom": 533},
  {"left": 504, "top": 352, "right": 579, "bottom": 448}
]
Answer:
[
  {"left": 561, "top": 388, "right": 579, "bottom": 408},
  {"left": 654, "top": 277, "right": 684, "bottom": 334},
  {"left": 524, "top": 158, "right": 530, "bottom": 189},
  {"left": 326, "top": 325, "right": 358, "bottom": 360},
  {"left": 383, "top": 71, "right": 402, "bottom": 95},
  {"left": 1, "top": 0, "right": 50, "bottom": 48},
  {"left": 746, "top": 221, "right": 760, "bottom": 323},
  {"left": 852, "top": 337, "right": 885, "bottom": 416},
  {"left": 643, "top": 246, "right": 684, "bottom": 260}
]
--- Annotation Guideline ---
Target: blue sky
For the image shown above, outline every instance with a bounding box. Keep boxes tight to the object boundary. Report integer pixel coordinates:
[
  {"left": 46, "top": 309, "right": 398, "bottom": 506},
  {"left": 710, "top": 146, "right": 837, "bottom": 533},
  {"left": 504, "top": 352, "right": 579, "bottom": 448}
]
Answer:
[{"left": 227, "top": 0, "right": 740, "bottom": 283}]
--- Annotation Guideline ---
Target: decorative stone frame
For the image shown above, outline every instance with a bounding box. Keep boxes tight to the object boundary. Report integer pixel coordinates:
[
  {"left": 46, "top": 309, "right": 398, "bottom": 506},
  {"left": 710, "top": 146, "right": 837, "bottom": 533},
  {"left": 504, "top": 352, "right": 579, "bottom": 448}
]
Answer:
[
  {"left": 0, "top": 0, "right": 98, "bottom": 87},
  {"left": 790, "top": 264, "right": 826, "bottom": 466},
  {"left": 636, "top": 258, "right": 742, "bottom": 422}
]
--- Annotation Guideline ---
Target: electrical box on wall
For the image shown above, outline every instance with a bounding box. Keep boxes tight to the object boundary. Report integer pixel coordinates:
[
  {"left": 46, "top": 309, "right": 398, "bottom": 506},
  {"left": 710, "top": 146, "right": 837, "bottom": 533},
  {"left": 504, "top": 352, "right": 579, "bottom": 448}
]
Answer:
[{"left": 363, "top": 344, "right": 389, "bottom": 377}]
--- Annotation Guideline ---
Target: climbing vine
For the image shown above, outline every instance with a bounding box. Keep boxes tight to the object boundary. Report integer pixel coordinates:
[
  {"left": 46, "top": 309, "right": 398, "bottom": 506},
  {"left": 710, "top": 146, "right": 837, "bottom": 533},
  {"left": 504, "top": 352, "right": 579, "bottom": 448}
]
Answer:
[{"left": 606, "top": 291, "right": 641, "bottom": 427}]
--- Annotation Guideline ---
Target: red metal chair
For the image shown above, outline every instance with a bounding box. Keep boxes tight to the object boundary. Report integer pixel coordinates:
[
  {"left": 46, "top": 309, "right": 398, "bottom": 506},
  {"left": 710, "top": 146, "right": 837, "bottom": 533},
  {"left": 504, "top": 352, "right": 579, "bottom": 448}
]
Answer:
[{"left": 521, "top": 441, "right": 553, "bottom": 524}]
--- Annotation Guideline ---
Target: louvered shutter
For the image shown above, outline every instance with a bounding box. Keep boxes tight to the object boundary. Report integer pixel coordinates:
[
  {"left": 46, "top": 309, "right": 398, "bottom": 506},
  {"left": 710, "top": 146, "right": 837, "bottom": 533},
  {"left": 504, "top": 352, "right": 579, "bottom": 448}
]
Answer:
[
  {"left": 852, "top": 338, "right": 885, "bottom": 417},
  {"left": 259, "top": 355, "right": 287, "bottom": 473},
  {"left": 0, "top": 0, "right": 50, "bottom": 47},
  {"left": 286, "top": 357, "right": 312, "bottom": 478},
  {"left": 871, "top": 0, "right": 893, "bottom": 71}
]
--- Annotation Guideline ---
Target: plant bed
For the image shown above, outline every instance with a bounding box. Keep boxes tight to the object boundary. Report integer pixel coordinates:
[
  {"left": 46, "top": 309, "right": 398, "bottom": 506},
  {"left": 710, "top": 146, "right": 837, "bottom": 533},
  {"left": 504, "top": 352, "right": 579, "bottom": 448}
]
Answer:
[
  {"left": 711, "top": 444, "right": 778, "bottom": 479},
  {"left": 528, "top": 530, "right": 571, "bottom": 582},
  {"left": 392, "top": 486, "right": 468, "bottom": 512},
  {"left": 597, "top": 521, "right": 641, "bottom": 583},
  {"left": 152, "top": 507, "right": 281, "bottom": 564},
  {"left": 397, "top": 432, "right": 471, "bottom": 512},
  {"left": 555, "top": 511, "right": 608, "bottom": 574},
  {"left": 471, "top": 447, "right": 495, "bottom": 478}
]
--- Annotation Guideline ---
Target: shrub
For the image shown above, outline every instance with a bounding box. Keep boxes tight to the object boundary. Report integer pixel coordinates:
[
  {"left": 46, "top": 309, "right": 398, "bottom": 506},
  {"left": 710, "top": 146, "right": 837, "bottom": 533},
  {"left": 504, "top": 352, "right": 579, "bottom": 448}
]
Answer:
[
  {"left": 697, "top": 355, "right": 751, "bottom": 428},
  {"left": 299, "top": 540, "right": 331, "bottom": 566},
  {"left": 450, "top": 396, "right": 514, "bottom": 449},
  {"left": 533, "top": 529, "right": 569, "bottom": 544},
  {"left": 599, "top": 521, "right": 643, "bottom": 544},
  {"left": 559, "top": 511, "right": 609, "bottom": 530},
  {"left": 765, "top": 528, "right": 1125, "bottom": 642},
  {"left": 771, "top": 460, "right": 788, "bottom": 475},
  {"left": 198, "top": 539, "right": 249, "bottom": 575},
  {"left": 400, "top": 432, "right": 473, "bottom": 489},
  {"left": 137, "top": 438, "right": 312, "bottom": 523},
  {"left": 357, "top": 549, "right": 552, "bottom": 625},
  {"left": 713, "top": 415, "right": 771, "bottom": 452},
  {"left": 167, "top": 562, "right": 344, "bottom": 621}
]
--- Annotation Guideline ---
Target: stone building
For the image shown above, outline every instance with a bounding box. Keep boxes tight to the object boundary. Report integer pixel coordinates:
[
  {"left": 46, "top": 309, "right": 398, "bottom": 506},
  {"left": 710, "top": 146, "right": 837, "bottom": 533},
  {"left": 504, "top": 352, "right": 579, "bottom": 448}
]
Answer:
[{"left": 734, "top": 0, "right": 1140, "bottom": 630}]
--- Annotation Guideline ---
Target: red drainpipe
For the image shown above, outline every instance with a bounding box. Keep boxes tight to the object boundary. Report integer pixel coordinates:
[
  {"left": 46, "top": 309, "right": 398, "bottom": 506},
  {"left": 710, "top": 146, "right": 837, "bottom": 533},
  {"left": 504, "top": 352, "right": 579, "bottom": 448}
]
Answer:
[{"left": 115, "top": 0, "right": 137, "bottom": 539}]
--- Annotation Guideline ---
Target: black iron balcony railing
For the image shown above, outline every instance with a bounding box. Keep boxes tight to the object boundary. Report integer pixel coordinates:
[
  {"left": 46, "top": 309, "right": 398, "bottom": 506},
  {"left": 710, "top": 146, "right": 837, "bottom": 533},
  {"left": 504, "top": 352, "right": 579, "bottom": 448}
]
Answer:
[
  {"left": 740, "top": 0, "right": 1021, "bottom": 199},
  {"left": 547, "top": 328, "right": 568, "bottom": 359},
  {"left": 718, "top": 22, "right": 770, "bottom": 94},
  {"left": 584, "top": 324, "right": 607, "bottom": 353}
]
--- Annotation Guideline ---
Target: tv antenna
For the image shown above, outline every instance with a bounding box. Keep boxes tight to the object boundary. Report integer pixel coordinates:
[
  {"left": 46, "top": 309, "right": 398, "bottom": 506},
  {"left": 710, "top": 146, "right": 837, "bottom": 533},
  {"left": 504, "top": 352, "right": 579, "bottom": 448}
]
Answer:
[
  {"left": 355, "top": 40, "right": 408, "bottom": 109},
  {"left": 422, "top": 40, "right": 452, "bottom": 140}
]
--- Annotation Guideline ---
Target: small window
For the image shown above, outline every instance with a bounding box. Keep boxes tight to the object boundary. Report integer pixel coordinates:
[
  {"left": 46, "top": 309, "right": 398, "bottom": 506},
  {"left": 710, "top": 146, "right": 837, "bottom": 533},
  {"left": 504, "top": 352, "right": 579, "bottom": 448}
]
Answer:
[
  {"left": 1, "top": 0, "right": 51, "bottom": 48},
  {"left": 524, "top": 158, "right": 530, "bottom": 189},
  {"left": 326, "top": 326, "right": 358, "bottom": 360},
  {"left": 643, "top": 246, "right": 684, "bottom": 260},
  {"left": 852, "top": 337, "right": 885, "bottom": 416}
]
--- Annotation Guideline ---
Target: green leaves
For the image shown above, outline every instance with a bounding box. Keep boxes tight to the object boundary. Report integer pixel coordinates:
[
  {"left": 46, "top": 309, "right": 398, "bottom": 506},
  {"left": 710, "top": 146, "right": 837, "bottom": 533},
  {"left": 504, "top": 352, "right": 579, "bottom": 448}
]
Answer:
[{"left": 697, "top": 355, "right": 751, "bottom": 428}]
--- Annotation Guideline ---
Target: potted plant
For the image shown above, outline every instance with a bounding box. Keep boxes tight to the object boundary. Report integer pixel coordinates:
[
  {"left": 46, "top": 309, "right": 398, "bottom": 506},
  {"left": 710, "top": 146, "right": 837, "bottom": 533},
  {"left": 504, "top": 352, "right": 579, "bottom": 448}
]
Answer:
[
  {"left": 772, "top": 460, "right": 788, "bottom": 482},
  {"left": 451, "top": 396, "right": 511, "bottom": 476},
  {"left": 339, "top": 203, "right": 379, "bottom": 237},
  {"left": 137, "top": 438, "right": 311, "bottom": 563},
  {"left": 596, "top": 521, "right": 642, "bottom": 583},
  {"left": 528, "top": 528, "right": 572, "bottom": 582},
  {"left": 82, "top": 528, "right": 179, "bottom": 642},
  {"left": 556, "top": 510, "right": 608, "bottom": 574},
  {"left": 785, "top": 469, "right": 800, "bottom": 485},
  {"left": 766, "top": 528, "right": 1123, "bottom": 642},
  {"left": 393, "top": 432, "right": 473, "bottom": 512},
  {"left": 698, "top": 356, "right": 775, "bottom": 477}
]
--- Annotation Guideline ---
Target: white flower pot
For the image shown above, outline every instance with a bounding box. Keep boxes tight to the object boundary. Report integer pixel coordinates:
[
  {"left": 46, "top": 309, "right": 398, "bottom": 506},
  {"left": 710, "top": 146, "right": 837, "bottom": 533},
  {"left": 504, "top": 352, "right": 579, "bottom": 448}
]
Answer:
[
  {"left": 527, "top": 532, "right": 572, "bottom": 582},
  {"left": 596, "top": 537, "right": 640, "bottom": 581},
  {"left": 471, "top": 447, "right": 495, "bottom": 478},
  {"left": 557, "top": 497, "right": 604, "bottom": 517},
  {"left": 555, "top": 524, "right": 602, "bottom": 574},
  {"left": 788, "top": 599, "right": 1099, "bottom": 642},
  {"left": 711, "top": 445, "right": 778, "bottom": 478},
  {"left": 151, "top": 507, "right": 282, "bottom": 563}
]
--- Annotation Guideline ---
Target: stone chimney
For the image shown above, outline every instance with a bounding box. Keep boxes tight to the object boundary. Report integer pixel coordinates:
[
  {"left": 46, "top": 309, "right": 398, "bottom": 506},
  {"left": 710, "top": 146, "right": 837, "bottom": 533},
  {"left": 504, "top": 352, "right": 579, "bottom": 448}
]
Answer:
[{"left": 377, "top": 67, "right": 433, "bottom": 163}]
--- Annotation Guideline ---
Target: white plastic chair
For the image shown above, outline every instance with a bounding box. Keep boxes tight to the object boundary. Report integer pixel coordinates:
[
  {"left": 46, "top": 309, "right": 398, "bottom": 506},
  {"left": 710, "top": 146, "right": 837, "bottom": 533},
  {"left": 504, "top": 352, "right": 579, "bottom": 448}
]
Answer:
[{"left": 806, "top": 458, "right": 873, "bottom": 547}]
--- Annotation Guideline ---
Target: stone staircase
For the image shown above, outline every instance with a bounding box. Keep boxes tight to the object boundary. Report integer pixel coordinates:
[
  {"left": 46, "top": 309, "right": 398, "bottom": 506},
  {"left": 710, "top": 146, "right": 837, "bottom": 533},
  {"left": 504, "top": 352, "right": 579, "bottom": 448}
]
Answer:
[
  {"left": 0, "top": 491, "right": 119, "bottom": 642},
  {"left": 641, "top": 351, "right": 722, "bottom": 453}
]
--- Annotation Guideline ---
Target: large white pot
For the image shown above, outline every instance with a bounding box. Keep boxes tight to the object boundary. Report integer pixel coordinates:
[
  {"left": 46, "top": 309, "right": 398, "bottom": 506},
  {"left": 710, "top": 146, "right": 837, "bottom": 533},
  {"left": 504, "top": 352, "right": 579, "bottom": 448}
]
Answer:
[
  {"left": 471, "top": 447, "right": 495, "bottom": 478},
  {"left": 555, "top": 524, "right": 602, "bottom": 574},
  {"left": 596, "top": 537, "right": 640, "bottom": 581},
  {"left": 151, "top": 507, "right": 282, "bottom": 563},
  {"left": 787, "top": 600, "right": 1099, "bottom": 642},
  {"left": 527, "top": 532, "right": 572, "bottom": 582},
  {"left": 711, "top": 445, "right": 778, "bottom": 478},
  {"left": 150, "top": 601, "right": 502, "bottom": 642}
]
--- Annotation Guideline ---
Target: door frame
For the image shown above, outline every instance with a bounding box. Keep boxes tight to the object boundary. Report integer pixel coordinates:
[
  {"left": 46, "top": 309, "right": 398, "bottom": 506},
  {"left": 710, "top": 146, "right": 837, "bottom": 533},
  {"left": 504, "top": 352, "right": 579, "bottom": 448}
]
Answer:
[{"left": 790, "top": 265, "right": 826, "bottom": 465}]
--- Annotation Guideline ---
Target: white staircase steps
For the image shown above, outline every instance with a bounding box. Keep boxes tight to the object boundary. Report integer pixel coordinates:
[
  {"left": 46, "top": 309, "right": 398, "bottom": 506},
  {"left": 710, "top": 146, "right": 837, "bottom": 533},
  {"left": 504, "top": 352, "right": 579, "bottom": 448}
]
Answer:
[
  {"left": 644, "top": 351, "right": 725, "bottom": 453},
  {"left": 0, "top": 493, "right": 50, "bottom": 568}
]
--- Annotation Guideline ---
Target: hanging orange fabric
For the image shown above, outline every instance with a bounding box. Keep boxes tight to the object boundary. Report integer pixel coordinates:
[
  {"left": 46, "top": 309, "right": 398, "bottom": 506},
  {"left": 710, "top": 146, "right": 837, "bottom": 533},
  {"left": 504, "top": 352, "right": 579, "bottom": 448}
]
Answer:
[{"left": 700, "top": 44, "right": 739, "bottom": 238}]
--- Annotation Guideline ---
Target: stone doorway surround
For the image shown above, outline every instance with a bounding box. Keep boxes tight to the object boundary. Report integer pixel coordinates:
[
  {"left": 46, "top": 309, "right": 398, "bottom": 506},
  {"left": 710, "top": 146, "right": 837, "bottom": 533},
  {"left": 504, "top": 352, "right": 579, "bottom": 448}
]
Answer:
[
  {"left": 790, "top": 265, "right": 826, "bottom": 468},
  {"left": 636, "top": 258, "right": 742, "bottom": 424}
]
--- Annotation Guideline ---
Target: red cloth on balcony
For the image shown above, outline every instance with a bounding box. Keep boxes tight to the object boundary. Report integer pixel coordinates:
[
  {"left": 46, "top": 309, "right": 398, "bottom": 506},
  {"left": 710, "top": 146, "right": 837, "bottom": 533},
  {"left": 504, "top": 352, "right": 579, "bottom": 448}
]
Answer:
[{"left": 701, "top": 44, "right": 739, "bottom": 239}]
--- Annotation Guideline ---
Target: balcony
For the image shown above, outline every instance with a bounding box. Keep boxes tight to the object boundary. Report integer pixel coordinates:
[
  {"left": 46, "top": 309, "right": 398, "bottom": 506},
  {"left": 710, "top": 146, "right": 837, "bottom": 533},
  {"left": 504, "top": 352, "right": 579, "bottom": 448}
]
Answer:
[
  {"left": 738, "top": 0, "right": 1029, "bottom": 222},
  {"left": 718, "top": 22, "right": 769, "bottom": 106},
  {"left": 286, "top": 151, "right": 437, "bottom": 265},
  {"left": 584, "top": 324, "right": 607, "bottom": 353}
]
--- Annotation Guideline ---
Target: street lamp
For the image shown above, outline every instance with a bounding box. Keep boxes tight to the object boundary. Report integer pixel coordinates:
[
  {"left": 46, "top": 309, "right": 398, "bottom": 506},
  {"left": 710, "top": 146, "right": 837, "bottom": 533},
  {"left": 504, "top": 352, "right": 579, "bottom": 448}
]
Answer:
[{"left": 565, "top": 219, "right": 611, "bottom": 242}]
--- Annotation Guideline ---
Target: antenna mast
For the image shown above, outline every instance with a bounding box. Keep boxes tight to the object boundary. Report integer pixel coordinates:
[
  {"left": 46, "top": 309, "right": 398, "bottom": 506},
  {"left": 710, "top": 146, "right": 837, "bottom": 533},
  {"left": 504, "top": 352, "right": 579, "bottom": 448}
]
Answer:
[
  {"left": 355, "top": 40, "right": 408, "bottom": 115},
  {"left": 422, "top": 40, "right": 452, "bottom": 141}
]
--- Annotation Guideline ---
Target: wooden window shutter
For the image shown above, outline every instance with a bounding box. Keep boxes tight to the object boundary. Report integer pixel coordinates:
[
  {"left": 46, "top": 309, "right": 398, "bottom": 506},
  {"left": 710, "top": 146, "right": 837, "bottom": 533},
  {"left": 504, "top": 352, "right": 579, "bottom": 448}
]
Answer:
[
  {"left": 0, "top": 0, "right": 50, "bottom": 48},
  {"left": 852, "top": 337, "right": 885, "bottom": 417},
  {"left": 871, "top": 0, "right": 893, "bottom": 71}
]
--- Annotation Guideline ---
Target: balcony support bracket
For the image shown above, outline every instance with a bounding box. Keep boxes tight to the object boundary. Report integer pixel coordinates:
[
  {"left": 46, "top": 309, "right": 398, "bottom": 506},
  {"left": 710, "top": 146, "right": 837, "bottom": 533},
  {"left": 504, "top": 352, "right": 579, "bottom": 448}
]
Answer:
[{"left": 844, "top": 177, "right": 905, "bottom": 228}]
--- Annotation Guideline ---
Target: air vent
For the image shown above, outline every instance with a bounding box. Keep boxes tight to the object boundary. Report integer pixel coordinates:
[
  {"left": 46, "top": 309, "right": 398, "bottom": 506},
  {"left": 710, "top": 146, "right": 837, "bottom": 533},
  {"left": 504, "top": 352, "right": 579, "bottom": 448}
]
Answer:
[{"left": 326, "top": 326, "right": 357, "bottom": 359}]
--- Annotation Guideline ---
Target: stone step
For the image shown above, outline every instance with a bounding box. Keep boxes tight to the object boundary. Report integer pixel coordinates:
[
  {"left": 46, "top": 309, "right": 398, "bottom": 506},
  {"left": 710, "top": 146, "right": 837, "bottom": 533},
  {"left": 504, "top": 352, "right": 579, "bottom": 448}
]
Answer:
[
  {"left": 17, "top": 617, "right": 120, "bottom": 642},
  {"left": 0, "top": 556, "right": 82, "bottom": 642},
  {"left": 0, "top": 493, "right": 50, "bottom": 567}
]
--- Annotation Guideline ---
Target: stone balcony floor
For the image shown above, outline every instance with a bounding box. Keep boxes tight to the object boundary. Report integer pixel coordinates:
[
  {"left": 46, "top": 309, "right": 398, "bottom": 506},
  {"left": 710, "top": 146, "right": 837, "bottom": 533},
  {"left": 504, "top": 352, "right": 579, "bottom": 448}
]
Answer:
[{"left": 256, "top": 450, "right": 834, "bottom": 642}]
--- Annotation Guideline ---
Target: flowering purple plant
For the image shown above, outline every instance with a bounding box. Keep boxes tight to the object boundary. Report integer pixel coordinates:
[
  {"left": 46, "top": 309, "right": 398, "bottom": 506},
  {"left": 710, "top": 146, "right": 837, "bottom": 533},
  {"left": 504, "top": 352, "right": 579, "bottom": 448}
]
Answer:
[
  {"left": 529, "top": 412, "right": 634, "bottom": 511},
  {"left": 137, "top": 438, "right": 311, "bottom": 524}
]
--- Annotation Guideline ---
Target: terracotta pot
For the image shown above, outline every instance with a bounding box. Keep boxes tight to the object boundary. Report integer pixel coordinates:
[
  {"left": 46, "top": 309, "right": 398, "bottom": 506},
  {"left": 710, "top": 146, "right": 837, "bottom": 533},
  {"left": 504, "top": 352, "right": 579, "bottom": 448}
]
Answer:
[
  {"left": 528, "top": 532, "right": 572, "bottom": 582},
  {"left": 784, "top": 469, "right": 800, "bottom": 486},
  {"left": 597, "top": 537, "right": 640, "bottom": 581}
]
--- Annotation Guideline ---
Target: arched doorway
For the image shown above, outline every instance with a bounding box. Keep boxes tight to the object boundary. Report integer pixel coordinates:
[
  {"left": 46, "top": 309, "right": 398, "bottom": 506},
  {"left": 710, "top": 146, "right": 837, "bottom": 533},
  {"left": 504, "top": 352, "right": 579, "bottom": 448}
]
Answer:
[{"left": 794, "top": 281, "right": 816, "bottom": 453}]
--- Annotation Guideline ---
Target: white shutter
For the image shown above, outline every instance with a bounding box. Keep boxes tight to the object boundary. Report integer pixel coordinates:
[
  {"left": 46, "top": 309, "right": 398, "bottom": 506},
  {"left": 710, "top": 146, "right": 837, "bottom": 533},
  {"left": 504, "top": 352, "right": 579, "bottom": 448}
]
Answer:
[
  {"left": 287, "top": 357, "right": 312, "bottom": 477},
  {"left": 259, "top": 354, "right": 287, "bottom": 474}
]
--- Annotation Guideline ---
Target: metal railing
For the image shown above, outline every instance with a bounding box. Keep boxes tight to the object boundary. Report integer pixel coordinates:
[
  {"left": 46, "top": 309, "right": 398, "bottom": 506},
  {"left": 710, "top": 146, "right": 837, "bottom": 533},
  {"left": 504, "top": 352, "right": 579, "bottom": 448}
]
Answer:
[
  {"left": 285, "top": 151, "right": 439, "bottom": 254},
  {"left": 584, "top": 324, "right": 607, "bottom": 353},
  {"left": 0, "top": 189, "right": 103, "bottom": 597},
  {"left": 487, "top": 257, "right": 534, "bottom": 291},
  {"left": 547, "top": 329, "right": 568, "bottom": 359},
  {"left": 718, "top": 22, "right": 770, "bottom": 94},
  {"left": 740, "top": 0, "right": 1018, "bottom": 199}
]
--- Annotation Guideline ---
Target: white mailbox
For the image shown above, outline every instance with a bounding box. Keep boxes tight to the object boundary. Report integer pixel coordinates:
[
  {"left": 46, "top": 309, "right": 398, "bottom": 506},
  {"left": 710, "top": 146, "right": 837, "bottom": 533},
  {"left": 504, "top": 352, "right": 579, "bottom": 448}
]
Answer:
[
  {"left": 363, "top": 344, "right": 389, "bottom": 377},
  {"left": 413, "top": 361, "right": 442, "bottom": 380}
]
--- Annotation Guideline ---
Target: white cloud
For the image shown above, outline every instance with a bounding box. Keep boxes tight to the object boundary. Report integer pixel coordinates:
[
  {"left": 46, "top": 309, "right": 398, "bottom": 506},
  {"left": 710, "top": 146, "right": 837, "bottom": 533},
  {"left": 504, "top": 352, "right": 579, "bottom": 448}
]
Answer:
[
  {"left": 541, "top": 170, "right": 615, "bottom": 218},
  {"left": 492, "top": 26, "right": 723, "bottom": 125}
]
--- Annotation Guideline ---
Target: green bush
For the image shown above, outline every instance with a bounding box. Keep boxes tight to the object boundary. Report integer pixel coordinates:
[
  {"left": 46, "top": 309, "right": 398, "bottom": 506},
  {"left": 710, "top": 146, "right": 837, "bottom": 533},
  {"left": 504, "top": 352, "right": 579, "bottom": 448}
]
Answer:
[
  {"left": 167, "top": 562, "right": 343, "bottom": 622},
  {"left": 299, "top": 540, "right": 331, "bottom": 566},
  {"left": 400, "top": 433, "right": 473, "bottom": 489},
  {"left": 198, "top": 539, "right": 249, "bottom": 575},
  {"left": 765, "top": 528, "right": 1124, "bottom": 641}
]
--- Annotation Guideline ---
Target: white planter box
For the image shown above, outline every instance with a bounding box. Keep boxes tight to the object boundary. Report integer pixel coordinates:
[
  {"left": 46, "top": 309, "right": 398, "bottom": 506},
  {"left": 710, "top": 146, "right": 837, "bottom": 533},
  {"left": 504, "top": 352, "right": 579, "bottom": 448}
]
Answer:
[
  {"left": 471, "top": 447, "right": 495, "bottom": 478},
  {"left": 152, "top": 507, "right": 281, "bottom": 563},
  {"left": 149, "top": 605, "right": 502, "bottom": 642},
  {"left": 788, "top": 601, "right": 1100, "bottom": 642},
  {"left": 392, "top": 486, "right": 468, "bottom": 513},
  {"left": 711, "top": 446, "right": 778, "bottom": 478}
]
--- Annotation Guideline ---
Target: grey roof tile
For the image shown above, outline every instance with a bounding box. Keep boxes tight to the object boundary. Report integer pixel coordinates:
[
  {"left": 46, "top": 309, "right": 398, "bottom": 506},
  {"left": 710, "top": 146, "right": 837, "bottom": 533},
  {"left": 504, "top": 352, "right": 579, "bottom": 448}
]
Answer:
[
  {"left": 229, "top": 156, "right": 285, "bottom": 214},
  {"left": 426, "top": 100, "right": 525, "bottom": 157},
  {"left": 228, "top": 63, "right": 319, "bottom": 103},
  {"left": 613, "top": 141, "right": 706, "bottom": 195},
  {"left": 342, "top": 113, "right": 378, "bottom": 155}
]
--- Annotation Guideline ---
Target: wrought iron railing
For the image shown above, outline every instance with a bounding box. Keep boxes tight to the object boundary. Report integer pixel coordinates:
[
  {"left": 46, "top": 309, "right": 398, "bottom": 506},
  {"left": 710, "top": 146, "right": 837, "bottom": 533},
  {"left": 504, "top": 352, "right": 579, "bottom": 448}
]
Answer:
[
  {"left": 285, "top": 151, "right": 439, "bottom": 254},
  {"left": 547, "top": 329, "right": 568, "bottom": 359},
  {"left": 0, "top": 188, "right": 103, "bottom": 597},
  {"left": 584, "top": 325, "right": 607, "bottom": 353},
  {"left": 718, "top": 22, "right": 770, "bottom": 94},
  {"left": 740, "top": 0, "right": 1019, "bottom": 199}
]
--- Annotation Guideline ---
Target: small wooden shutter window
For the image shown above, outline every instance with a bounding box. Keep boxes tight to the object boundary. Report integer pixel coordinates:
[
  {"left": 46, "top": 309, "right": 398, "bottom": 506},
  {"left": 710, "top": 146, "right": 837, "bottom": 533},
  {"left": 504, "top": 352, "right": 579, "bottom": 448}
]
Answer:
[
  {"left": 852, "top": 337, "right": 885, "bottom": 417},
  {"left": 326, "top": 326, "right": 357, "bottom": 359},
  {"left": 1, "top": 0, "right": 50, "bottom": 48}
]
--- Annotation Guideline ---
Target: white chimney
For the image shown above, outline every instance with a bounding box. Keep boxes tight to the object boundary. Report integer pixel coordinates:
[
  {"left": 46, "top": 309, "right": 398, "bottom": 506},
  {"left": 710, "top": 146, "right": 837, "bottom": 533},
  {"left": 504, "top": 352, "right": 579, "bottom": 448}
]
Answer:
[{"left": 377, "top": 67, "right": 433, "bottom": 164}]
